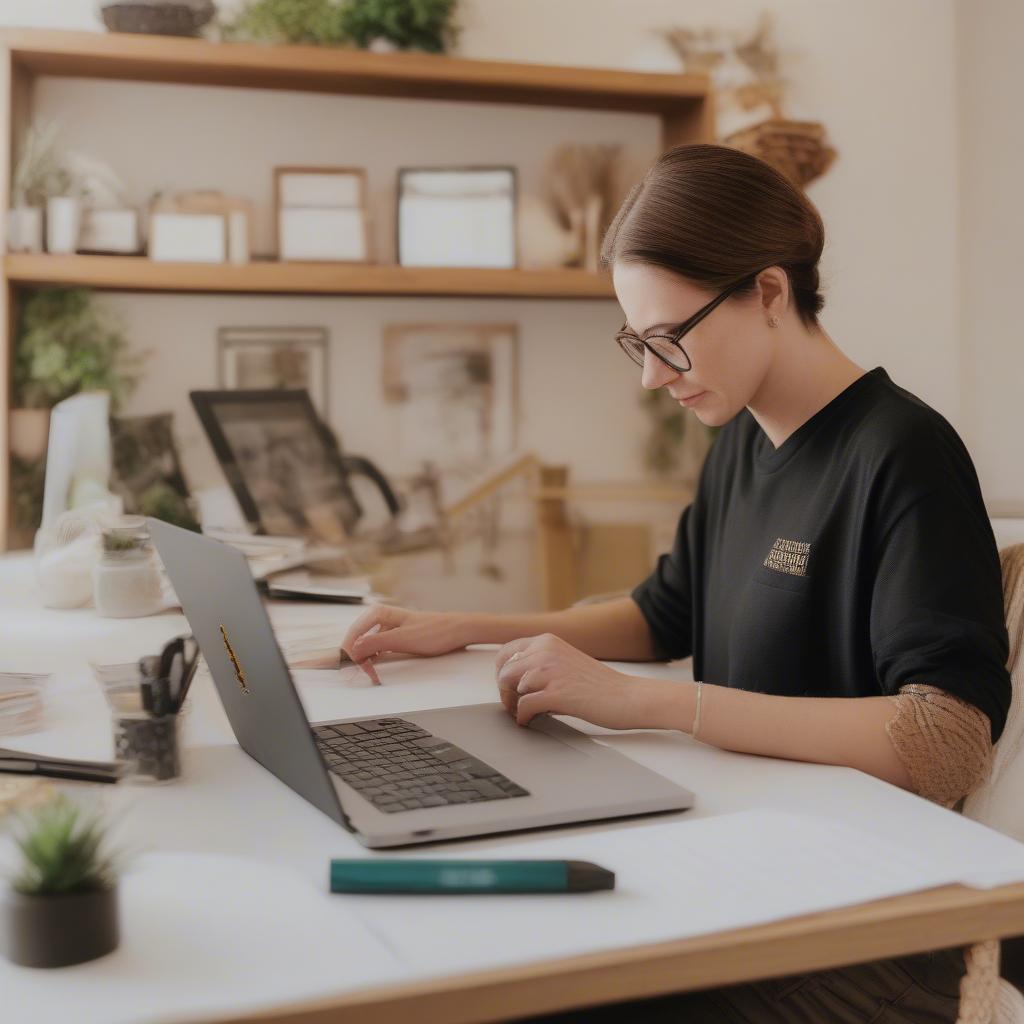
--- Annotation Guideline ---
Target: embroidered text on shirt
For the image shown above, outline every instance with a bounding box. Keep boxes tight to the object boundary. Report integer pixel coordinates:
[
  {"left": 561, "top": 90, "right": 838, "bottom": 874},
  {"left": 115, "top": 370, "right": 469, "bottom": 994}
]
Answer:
[{"left": 763, "top": 537, "right": 811, "bottom": 577}]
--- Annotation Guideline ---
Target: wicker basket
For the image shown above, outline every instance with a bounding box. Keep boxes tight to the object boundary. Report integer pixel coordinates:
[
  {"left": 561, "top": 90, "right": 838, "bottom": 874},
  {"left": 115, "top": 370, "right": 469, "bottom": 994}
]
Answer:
[
  {"left": 723, "top": 118, "right": 837, "bottom": 188},
  {"left": 101, "top": 1, "right": 215, "bottom": 37}
]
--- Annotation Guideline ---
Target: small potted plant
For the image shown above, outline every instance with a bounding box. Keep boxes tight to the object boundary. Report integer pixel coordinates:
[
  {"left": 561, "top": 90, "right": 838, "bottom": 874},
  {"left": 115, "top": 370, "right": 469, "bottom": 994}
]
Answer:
[
  {"left": 1, "top": 796, "right": 121, "bottom": 968},
  {"left": 225, "top": 0, "right": 459, "bottom": 53},
  {"left": 338, "top": 0, "right": 460, "bottom": 53},
  {"left": 10, "top": 287, "right": 138, "bottom": 466},
  {"left": 7, "top": 122, "right": 70, "bottom": 254}
]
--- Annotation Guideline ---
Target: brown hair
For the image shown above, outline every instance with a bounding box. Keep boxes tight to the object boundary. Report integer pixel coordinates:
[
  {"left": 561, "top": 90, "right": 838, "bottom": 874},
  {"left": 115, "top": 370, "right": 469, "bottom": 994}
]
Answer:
[{"left": 601, "top": 144, "right": 826, "bottom": 325}]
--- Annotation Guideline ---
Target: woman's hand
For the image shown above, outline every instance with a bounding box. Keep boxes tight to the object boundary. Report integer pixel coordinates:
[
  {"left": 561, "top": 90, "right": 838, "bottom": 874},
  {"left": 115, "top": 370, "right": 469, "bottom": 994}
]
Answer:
[
  {"left": 340, "top": 605, "right": 469, "bottom": 684},
  {"left": 494, "top": 633, "right": 686, "bottom": 731}
]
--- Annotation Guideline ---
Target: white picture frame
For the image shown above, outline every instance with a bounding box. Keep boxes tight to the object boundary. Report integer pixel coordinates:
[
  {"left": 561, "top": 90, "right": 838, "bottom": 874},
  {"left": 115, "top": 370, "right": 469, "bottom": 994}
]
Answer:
[
  {"left": 274, "top": 166, "right": 371, "bottom": 263},
  {"left": 217, "top": 326, "right": 330, "bottom": 416},
  {"left": 279, "top": 208, "right": 367, "bottom": 262},
  {"left": 397, "top": 167, "right": 517, "bottom": 269},
  {"left": 149, "top": 212, "right": 225, "bottom": 263}
]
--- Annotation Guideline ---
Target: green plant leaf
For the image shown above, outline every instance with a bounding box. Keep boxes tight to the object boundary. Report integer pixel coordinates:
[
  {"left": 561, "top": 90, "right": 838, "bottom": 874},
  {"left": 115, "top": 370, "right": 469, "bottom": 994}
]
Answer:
[
  {"left": 13, "top": 288, "right": 140, "bottom": 411},
  {"left": 9, "top": 796, "right": 120, "bottom": 896}
]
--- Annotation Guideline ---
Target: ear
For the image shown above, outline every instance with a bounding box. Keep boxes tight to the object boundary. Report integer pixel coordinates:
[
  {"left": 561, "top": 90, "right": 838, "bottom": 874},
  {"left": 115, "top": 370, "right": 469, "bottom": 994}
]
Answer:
[{"left": 755, "top": 267, "right": 790, "bottom": 322}]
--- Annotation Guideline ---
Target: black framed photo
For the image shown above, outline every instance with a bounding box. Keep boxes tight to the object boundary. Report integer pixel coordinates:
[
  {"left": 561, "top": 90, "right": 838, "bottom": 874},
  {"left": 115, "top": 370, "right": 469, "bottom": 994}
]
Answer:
[{"left": 189, "top": 389, "right": 360, "bottom": 543}]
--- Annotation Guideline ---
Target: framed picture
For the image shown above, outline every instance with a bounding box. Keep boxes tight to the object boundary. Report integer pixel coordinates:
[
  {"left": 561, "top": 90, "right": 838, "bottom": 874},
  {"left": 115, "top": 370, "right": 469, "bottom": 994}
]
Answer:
[
  {"left": 396, "top": 166, "right": 517, "bottom": 269},
  {"left": 217, "top": 326, "right": 330, "bottom": 416},
  {"left": 274, "top": 166, "right": 371, "bottom": 262},
  {"left": 149, "top": 212, "right": 225, "bottom": 263},
  {"left": 381, "top": 322, "right": 518, "bottom": 472}
]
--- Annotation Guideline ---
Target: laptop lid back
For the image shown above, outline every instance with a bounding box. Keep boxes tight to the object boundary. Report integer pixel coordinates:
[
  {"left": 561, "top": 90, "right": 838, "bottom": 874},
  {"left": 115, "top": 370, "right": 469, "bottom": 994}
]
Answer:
[{"left": 147, "top": 518, "right": 350, "bottom": 830}]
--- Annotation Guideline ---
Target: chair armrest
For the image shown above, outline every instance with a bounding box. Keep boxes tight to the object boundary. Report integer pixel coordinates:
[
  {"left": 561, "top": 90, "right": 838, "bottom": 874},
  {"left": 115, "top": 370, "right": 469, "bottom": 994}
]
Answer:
[{"left": 339, "top": 455, "right": 402, "bottom": 518}]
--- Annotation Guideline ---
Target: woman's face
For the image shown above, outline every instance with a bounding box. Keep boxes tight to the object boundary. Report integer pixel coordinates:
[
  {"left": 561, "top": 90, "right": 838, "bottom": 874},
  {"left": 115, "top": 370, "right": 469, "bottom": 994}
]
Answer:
[{"left": 612, "top": 262, "right": 777, "bottom": 427}]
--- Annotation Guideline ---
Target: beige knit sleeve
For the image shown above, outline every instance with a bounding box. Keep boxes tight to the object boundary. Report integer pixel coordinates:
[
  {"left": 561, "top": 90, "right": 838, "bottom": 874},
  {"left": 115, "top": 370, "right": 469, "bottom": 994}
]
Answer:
[{"left": 884, "top": 684, "right": 993, "bottom": 808}]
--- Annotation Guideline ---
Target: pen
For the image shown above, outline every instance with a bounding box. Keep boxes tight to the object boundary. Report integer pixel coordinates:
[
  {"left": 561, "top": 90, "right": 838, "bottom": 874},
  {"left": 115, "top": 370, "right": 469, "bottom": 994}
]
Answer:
[{"left": 329, "top": 859, "right": 615, "bottom": 894}]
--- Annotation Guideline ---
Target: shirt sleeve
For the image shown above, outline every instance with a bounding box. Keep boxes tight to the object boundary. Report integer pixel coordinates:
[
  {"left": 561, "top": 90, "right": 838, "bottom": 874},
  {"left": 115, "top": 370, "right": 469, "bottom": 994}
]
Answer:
[
  {"left": 631, "top": 503, "right": 695, "bottom": 662},
  {"left": 870, "top": 489, "right": 1011, "bottom": 742}
]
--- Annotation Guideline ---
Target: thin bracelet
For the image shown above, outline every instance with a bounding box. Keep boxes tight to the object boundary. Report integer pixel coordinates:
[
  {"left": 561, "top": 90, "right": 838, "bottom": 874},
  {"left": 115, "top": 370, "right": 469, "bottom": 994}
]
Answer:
[{"left": 692, "top": 680, "right": 704, "bottom": 740}]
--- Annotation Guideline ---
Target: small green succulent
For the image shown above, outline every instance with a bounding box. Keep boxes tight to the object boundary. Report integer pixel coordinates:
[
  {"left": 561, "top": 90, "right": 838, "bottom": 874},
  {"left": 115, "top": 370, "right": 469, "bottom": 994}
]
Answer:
[{"left": 10, "top": 797, "right": 119, "bottom": 897}]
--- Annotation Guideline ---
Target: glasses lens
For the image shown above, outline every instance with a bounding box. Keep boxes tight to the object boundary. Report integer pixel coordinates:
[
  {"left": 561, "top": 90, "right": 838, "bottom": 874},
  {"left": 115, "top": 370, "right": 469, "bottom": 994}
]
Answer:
[
  {"left": 616, "top": 332, "right": 691, "bottom": 372},
  {"left": 616, "top": 333, "right": 646, "bottom": 367},
  {"left": 645, "top": 335, "right": 690, "bottom": 372}
]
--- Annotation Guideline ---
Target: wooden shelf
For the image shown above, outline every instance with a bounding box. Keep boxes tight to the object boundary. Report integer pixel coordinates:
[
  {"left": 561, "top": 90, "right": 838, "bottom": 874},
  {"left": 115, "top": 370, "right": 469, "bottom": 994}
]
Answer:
[
  {"left": 0, "top": 28, "right": 709, "bottom": 114},
  {"left": 4, "top": 254, "right": 615, "bottom": 299},
  {"left": 0, "top": 29, "right": 713, "bottom": 549}
]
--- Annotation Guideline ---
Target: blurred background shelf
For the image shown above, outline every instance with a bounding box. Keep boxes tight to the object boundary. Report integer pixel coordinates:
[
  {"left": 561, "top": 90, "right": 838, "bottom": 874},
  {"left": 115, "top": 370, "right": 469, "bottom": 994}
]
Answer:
[
  {"left": 3, "top": 254, "right": 617, "bottom": 299},
  {"left": 0, "top": 27, "right": 710, "bottom": 122}
]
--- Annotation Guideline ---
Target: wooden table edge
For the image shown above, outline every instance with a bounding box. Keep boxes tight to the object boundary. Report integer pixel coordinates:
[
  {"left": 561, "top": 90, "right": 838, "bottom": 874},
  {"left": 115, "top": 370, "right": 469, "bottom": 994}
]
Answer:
[{"left": 211, "top": 879, "right": 1024, "bottom": 1024}]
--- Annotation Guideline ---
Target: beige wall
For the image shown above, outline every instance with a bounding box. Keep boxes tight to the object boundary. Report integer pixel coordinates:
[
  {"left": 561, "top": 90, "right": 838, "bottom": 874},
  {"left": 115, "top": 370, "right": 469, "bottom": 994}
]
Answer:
[
  {"left": 5, "top": 0, "right": 1002, "bottom": 504},
  {"left": 956, "top": 0, "right": 1024, "bottom": 510}
]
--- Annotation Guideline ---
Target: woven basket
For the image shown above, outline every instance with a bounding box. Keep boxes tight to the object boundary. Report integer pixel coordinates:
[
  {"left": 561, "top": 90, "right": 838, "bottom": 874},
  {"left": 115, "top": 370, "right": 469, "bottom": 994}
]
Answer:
[
  {"left": 723, "top": 118, "right": 837, "bottom": 188},
  {"left": 101, "top": 1, "right": 215, "bottom": 37}
]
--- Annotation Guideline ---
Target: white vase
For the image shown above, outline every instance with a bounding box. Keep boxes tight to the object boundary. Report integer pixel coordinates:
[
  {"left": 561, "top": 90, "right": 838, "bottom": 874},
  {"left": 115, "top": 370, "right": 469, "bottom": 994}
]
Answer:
[
  {"left": 9, "top": 407, "right": 51, "bottom": 461},
  {"left": 46, "top": 196, "right": 82, "bottom": 254},
  {"left": 6, "top": 205, "right": 44, "bottom": 253}
]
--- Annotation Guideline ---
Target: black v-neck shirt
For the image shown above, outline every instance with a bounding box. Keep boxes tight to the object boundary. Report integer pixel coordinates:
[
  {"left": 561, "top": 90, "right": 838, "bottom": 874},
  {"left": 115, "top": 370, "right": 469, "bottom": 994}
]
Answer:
[{"left": 631, "top": 367, "right": 1011, "bottom": 742}]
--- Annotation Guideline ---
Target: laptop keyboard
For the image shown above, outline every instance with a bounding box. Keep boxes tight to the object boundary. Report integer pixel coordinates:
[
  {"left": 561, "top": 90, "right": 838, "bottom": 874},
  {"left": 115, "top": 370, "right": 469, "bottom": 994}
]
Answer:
[{"left": 313, "top": 717, "right": 531, "bottom": 814}]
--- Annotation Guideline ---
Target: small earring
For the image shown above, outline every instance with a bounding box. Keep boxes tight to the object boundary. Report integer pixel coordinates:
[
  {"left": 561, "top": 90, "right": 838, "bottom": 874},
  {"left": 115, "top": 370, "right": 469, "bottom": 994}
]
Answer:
[{"left": 768, "top": 315, "right": 781, "bottom": 328}]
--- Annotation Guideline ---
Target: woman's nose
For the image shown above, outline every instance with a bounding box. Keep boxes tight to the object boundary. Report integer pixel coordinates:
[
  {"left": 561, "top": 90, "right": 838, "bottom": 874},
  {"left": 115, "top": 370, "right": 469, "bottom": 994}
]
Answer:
[{"left": 641, "top": 349, "right": 680, "bottom": 390}]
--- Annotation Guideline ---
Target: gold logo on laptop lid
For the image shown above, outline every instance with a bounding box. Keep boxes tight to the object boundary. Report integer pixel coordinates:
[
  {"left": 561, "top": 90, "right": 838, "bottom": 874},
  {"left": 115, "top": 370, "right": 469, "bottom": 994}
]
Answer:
[
  {"left": 763, "top": 537, "right": 811, "bottom": 577},
  {"left": 219, "top": 624, "right": 250, "bottom": 694}
]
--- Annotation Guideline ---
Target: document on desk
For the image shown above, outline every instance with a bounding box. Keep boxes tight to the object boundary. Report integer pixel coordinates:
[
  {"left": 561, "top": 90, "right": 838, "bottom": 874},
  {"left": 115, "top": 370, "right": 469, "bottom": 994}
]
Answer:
[{"left": 348, "top": 808, "right": 1024, "bottom": 977}]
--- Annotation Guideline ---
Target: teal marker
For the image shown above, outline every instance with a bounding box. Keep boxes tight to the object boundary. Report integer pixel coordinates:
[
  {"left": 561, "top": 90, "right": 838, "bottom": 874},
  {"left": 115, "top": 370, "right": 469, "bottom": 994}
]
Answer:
[{"left": 329, "top": 859, "right": 615, "bottom": 894}]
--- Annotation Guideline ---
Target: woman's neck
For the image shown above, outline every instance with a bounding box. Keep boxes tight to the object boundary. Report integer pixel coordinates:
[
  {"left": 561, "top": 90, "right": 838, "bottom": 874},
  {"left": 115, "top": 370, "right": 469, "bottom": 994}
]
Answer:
[{"left": 747, "top": 325, "right": 866, "bottom": 450}]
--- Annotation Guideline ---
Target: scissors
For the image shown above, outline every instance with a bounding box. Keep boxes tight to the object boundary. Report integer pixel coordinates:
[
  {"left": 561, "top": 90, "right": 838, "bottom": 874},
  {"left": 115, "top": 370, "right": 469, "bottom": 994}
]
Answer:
[{"left": 143, "top": 634, "right": 200, "bottom": 714}]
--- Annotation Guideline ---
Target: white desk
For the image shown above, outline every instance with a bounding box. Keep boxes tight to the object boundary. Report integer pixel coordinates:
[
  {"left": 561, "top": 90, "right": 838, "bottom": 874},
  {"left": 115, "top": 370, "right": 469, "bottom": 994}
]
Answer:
[{"left": 4, "top": 552, "right": 1024, "bottom": 1024}]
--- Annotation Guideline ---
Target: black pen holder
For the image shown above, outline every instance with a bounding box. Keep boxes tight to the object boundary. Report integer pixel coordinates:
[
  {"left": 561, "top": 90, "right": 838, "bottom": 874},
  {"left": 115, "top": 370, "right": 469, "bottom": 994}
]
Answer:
[{"left": 113, "top": 712, "right": 181, "bottom": 783}]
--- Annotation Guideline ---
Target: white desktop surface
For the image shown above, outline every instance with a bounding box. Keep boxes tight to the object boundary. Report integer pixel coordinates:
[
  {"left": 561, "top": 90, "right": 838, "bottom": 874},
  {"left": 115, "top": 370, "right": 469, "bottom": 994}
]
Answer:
[{"left": 3, "top": 552, "right": 1024, "bottom": 1024}]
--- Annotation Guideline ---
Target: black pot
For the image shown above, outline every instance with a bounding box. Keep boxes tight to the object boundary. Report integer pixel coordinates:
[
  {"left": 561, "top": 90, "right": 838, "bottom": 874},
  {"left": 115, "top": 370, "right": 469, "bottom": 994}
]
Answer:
[{"left": 1, "top": 885, "right": 119, "bottom": 968}]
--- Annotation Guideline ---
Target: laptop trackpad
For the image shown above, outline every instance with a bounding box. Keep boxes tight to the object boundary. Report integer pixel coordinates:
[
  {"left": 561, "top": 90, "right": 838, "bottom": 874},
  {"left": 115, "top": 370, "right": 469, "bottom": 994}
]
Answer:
[{"left": 403, "top": 703, "right": 600, "bottom": 764}]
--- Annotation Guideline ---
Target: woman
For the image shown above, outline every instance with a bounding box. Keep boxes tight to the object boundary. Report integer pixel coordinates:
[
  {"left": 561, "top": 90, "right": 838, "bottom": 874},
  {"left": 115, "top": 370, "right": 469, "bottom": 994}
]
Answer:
[{"left": 341, "top": 145, "right": 1011, "bottom": 1023}]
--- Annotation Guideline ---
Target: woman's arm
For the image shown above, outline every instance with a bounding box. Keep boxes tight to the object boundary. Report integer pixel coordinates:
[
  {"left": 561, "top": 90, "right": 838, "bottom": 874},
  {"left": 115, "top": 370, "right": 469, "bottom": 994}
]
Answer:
[
  {"left": 493, "top": 634, "right": 985, "bottom": 794},
  {"left": 340, "top": 597, "right": 657, "bottom": 681},
  {"left": 497, "top": 635, "right": 995, "bottom": 800},
  {"left": 459, "top": 597, "right": 655, "bottom": 662},
  {"left": 664, "top": 683, "right": 916, "bottom": 790}
]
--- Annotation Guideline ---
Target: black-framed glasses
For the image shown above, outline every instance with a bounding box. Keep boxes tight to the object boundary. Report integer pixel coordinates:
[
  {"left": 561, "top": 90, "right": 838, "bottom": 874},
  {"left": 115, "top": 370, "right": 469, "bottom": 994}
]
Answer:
[{"left": 615, "top": 272, "right": 760, "bottom": 373}]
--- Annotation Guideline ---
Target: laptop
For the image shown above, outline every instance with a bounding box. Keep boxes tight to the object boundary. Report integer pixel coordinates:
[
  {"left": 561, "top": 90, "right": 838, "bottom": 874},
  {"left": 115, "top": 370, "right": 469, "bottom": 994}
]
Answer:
[{"left": 149, "top": 519, "right": 695, "bottom": 848}]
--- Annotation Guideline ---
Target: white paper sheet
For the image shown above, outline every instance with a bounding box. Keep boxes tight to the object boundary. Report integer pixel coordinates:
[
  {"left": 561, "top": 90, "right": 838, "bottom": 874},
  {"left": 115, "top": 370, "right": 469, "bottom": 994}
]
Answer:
[{"left": 340, "top": 808, "right": 1024, "bottom": 978}]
